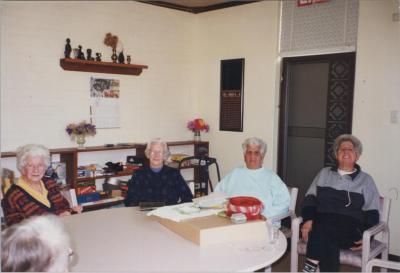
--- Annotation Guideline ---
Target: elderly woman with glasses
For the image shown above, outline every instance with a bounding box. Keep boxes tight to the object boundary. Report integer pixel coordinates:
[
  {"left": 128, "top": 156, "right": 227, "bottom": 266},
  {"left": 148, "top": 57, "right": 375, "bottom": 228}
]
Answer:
[
  {"left": 1, "top": 144, "right": 81, "bottom": 226},
  {"left": 124, "top": 138, "right": 193, "bottom": 207},
  {"left": 214, "top": 137, "right": 290, "bottom": 220},
  {"left": 301, "top": 134, "right": 380, "bottom": 272}
]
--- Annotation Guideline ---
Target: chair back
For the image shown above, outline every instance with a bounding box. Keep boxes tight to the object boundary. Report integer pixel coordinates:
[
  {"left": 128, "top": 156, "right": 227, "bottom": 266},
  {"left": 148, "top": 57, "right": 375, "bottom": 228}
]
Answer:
[
  {"left": 379, "top": 196, "right": 390, "bottom": 223},
  {"left": 288, "top": 187, "right": 298, "bottom": 212},
  {"left": 271, "top": 187, "right": 298, "bottom": 239}
]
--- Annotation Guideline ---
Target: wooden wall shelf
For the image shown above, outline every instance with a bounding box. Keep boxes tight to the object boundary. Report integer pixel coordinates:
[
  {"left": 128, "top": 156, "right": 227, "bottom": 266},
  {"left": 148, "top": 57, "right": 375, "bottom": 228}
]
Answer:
[{"left": 60, "top": 58, "right": 148, "bottom": 76}]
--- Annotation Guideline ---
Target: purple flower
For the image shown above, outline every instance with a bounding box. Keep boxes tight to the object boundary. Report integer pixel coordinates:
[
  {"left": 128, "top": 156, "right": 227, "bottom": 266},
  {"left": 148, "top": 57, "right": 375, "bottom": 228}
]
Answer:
[{"left": 66, "top": 121, "right": 96, "bottom": 137}]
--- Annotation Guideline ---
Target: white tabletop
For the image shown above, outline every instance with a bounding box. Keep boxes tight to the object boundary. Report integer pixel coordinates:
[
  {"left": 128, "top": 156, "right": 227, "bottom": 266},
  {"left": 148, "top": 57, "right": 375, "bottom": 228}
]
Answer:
[{"left": 62, "top": 207, "right": 287, "bottom": 272}]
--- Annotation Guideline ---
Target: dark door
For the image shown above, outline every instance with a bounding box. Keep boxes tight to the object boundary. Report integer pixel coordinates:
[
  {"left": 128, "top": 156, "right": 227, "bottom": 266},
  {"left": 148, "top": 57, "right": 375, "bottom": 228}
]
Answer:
[{"left": 278, "top": 52, "right": 356, "bottom": 211}]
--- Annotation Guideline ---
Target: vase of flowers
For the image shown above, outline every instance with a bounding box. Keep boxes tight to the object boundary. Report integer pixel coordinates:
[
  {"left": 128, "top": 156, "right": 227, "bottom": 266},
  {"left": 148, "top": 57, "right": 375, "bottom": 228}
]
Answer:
[
  {"left": 66, "top": 121, "right": 96, "bottom": 149},
  {"left": 187, "top": 118, "right": 209, "bottom": 142}
]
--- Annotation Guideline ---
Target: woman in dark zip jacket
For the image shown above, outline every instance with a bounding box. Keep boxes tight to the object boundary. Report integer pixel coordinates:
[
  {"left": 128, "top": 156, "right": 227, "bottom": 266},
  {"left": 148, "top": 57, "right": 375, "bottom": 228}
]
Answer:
[{"left": 301, "top": 134, "right": 380, "bottom": 272}]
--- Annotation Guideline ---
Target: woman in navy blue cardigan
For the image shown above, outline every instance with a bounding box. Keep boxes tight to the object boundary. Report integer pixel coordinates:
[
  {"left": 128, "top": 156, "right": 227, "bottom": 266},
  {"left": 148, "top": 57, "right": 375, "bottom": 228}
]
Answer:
[{"left": 124, "top": 138, "right": 193, "bottom": 207}]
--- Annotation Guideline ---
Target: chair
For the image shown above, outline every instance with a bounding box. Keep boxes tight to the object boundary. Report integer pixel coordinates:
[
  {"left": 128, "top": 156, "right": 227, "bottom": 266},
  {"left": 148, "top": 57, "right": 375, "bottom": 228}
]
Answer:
[
  {"left": 1, "top": 168, "right": 15, "bottom": 196},
  {"left": 290, "top": 197, "right": 391, "bottom": 272},
  {"left": 178, "top": 155, "right": 221, "bottom": 193},
  {"left": 1, "top": 168, "right": 15, "bottom": 227},
  {"left": 366, "top": 258, "right": 400, "bottom": 272},
  {"left": 267, "top": 187, "right": 299, "bottom": 239}
]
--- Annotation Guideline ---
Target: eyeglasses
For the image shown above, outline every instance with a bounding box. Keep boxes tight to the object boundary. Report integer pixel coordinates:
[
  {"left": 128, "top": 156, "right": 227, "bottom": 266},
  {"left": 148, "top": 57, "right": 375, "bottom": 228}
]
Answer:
[
  {"left": 149, "top": 150, "right": 163, "bottom": 156},
  {"left": 25, "top": 164, "right": 46, "bottom": 170}
]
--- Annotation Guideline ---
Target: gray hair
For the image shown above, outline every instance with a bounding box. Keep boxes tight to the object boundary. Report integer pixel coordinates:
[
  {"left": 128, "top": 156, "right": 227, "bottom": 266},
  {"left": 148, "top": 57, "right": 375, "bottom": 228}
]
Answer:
[
  {"left": 1, "top": 215, "right": 72, "bottom": 272},
  {"left": 242, "top": 137, "right": 267, "bottom": 158},
  {"left": 144, "top": 138, "right": 171, "bottom": 161},
  {"left": 333, "top": 134, "right": 363, "bottom": 157},
  {"left": 16, "top": 144, "right": 50, "bottom": 172}
]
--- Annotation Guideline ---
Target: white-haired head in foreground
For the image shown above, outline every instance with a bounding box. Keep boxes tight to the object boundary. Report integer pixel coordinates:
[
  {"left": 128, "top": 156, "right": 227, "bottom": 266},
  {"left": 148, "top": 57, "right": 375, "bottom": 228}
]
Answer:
[{"left": 1, "top": 215, "right": 72, "bottom": 272}]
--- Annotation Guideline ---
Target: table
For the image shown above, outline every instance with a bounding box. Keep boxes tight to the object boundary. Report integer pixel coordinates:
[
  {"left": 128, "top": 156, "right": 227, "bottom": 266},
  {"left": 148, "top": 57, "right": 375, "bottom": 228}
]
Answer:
[{"left": 62, "top": 207, "right": 287, "bottom": 272}]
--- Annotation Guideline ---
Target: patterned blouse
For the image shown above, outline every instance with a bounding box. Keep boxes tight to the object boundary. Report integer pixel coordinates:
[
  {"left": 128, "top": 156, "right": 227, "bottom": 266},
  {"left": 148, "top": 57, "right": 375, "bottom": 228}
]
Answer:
[
  {"left": 124, "top": 165, "right": 193, "bottom": 207},
  {"left": 1, "top": 178, "right": 71, "bottom": 226}
]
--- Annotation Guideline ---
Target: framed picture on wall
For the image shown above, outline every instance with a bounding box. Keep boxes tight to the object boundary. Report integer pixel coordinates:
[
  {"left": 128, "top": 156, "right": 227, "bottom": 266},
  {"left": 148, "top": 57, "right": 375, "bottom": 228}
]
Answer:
[{"left": 219, "top": 58, "right": 244, "bottom": 132}]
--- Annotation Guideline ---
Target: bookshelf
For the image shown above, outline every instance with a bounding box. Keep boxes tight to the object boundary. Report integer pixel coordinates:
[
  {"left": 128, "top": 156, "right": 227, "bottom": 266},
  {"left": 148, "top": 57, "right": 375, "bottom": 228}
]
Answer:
[{"left": 1, "top": 140, "right": 209, "bottom": 208}]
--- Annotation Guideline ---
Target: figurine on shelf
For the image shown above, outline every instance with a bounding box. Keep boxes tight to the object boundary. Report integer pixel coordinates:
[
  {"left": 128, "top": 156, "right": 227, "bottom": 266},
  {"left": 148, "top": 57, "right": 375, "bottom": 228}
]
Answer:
[
  {"left": 118, "top": 51, "right": 125, "bottom": 64},
  {"left": 77, "top": 45, "right": 85, "bottom": 60},
  {"left": 64, "top": 38, "right": 72, "bottom": 58},
  {"left": 111, "top": 49, "right": 118, "bottom": 63},
  {"left": 86, "top": 48, "right": 94, "bottom": 61},
  {"left": 127, "top": 55, "right": 131, "bottom": 64},
  {"left": 73, "top": 48, "right": 79, "bottom": 59},
  {"left": 95, "top": 53, "right": 102, "bottom": 62}
]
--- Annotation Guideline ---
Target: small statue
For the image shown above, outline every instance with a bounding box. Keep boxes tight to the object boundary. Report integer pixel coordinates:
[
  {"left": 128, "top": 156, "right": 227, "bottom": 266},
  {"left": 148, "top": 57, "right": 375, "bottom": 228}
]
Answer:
[
  {"left": 86, "top": 48, "right": 94, "bottom": 61},
  {"left": 64, "top": 38, "right": 72, "bottom": 58},
  {"left": 73, "top": 48, "right": 79, "bottom": 59},
  {"left": 95, "top": 53, "right": 102, "bottom": 62},
  {"left": 111, "top": 49, "right": 118, "bottom": 63},
  {"left": 127, "top": 55, "right": 131, "bottom": 64},
  {"left": 77, "top": 45, "right": 85, "bottom": 60},
  {"left": 118, "top": 51, "right": 125, "bottom": 64}
]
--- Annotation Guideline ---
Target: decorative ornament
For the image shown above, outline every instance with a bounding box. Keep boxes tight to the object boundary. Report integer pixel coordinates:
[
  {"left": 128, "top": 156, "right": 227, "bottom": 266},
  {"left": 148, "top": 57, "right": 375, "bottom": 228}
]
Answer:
[
  {"left": 118, "top": 51, "right": 125, "bottom": 64},
  {"left": 111, "top": 49, "right": 118, "bottom": 63},
  {"left": 64, "top": 38, "right": 72, "bottom": 58}
]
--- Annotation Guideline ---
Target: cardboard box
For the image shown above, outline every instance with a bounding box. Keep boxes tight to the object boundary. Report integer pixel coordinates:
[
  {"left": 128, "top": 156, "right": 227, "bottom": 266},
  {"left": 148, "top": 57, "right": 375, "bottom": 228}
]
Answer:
[{"left": 157, "top": 214, "right": 268, "bottom": 246}]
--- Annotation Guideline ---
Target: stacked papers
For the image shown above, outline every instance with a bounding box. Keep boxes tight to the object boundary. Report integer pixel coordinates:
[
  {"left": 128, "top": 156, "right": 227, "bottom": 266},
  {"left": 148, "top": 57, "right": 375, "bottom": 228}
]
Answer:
[
  {"left": 147, "top": 202, "right": 224, "bottom": 222},
  {"left": 193, "top": 191, "right": 228, "bottom": 209}
]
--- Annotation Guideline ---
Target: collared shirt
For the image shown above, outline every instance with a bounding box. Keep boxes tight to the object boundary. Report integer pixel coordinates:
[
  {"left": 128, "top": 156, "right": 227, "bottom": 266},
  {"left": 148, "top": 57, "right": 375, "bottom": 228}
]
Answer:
[{"left": 16, "top": 177, "right": 50, "bottom": 208}]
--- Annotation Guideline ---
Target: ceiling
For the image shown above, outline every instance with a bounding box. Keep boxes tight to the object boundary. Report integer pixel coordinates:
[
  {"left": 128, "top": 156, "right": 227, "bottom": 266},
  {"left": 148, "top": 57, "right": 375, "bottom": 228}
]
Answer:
[
  {"left": 152, "top": 0, "right": 236, "bottom": 8},
  {"left": 138, "top": 0, "right": 259, "bottom": 13}
]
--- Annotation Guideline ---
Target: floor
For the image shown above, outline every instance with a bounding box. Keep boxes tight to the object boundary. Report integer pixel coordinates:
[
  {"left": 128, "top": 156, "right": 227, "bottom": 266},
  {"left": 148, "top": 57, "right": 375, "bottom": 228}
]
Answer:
[{"left": 260, "top": 249, "right": 359, "bottom": 272}]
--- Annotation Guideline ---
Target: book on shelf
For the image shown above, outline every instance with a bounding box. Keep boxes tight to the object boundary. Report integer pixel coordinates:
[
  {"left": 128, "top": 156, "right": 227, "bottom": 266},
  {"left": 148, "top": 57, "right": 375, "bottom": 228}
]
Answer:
[
  {"left": 76, "top": 185, "right": 96, "bottom": 196},
  {"left": 76, "top": 180, "right": 96, "bottom": 188}
]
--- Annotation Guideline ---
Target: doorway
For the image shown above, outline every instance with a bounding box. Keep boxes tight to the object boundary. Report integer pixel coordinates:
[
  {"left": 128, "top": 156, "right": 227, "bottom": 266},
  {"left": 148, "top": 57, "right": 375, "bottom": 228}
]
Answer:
[{"left": 277, "top": 52, "right": 356, "bottom": 211}]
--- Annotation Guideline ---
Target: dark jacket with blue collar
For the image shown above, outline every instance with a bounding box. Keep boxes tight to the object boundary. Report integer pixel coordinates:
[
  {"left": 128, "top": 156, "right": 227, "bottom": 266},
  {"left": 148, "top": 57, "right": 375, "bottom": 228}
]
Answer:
[
  {"left": 301, "top": 164, "right": 380, "bottom": 232},
  {"left": 124, "top": 165, "right": 193, "bottom": 207}
]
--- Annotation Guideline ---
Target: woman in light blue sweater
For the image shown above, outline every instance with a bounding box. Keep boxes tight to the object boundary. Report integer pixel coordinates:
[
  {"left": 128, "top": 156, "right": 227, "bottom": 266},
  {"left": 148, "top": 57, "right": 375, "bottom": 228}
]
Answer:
[{"left": 215, "top": 137, "right": 290, "bottom": 219}]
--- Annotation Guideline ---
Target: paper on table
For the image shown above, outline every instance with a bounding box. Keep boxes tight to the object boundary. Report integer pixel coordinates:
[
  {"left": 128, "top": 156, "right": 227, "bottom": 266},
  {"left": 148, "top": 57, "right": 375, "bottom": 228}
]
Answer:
[
  {"left": 193, "top": 191, "right": 228, "bottom": 209},
  {"left": 147, "top": 202, "right": 224, "bottom": 222}
]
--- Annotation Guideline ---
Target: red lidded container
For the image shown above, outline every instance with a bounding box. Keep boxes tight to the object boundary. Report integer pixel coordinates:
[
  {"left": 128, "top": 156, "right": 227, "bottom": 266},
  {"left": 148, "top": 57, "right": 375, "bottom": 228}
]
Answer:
[{"left": 226, "top": 196, "right": 264, "bottom": 220}]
